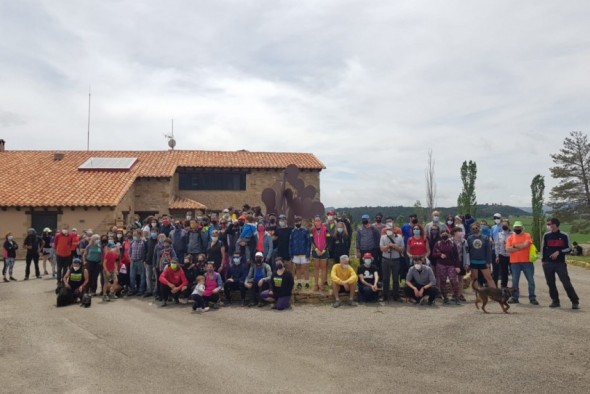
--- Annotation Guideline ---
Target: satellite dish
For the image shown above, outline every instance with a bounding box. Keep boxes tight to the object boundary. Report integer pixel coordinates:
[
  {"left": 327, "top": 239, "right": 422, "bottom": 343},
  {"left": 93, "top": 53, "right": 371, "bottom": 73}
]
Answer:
[{"left": 168, "top": 138, "right": 176, "bottom": 149}]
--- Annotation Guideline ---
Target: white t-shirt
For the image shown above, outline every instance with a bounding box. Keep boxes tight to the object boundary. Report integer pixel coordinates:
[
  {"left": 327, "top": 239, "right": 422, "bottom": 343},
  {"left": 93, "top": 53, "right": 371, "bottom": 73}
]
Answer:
[{"left": 192, "top": 283, "right": 205, "bottom": 296}]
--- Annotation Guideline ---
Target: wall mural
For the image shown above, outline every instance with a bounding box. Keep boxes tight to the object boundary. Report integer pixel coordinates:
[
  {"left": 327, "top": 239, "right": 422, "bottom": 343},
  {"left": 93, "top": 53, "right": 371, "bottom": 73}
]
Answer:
[{"left": 261, "top": 164, "right": 325, "bottom": 224}]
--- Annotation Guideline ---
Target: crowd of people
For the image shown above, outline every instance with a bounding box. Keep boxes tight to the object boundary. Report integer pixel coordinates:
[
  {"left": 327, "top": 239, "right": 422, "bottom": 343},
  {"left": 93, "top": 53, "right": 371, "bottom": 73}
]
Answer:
[{"left": 2, "top": 206, "right": 581, "bottom": 311}]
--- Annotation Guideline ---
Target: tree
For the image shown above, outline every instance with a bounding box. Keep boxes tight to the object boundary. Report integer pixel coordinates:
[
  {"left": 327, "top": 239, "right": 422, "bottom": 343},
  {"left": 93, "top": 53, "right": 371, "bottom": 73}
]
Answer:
[
  {"left": 457, "top": 160, "right": 477, "bottom": 216},
  {"left": 413, "top": 200, "right": 426, "bottom": 223},
  {"left": 425, "top": 149, "right": 437, "bottom": 213},
  {"left": 531, "top": 175, "right": 545, "bottom": 249},
  {"left": 549, "top": 131, "right": 590, "bottom": 219}
]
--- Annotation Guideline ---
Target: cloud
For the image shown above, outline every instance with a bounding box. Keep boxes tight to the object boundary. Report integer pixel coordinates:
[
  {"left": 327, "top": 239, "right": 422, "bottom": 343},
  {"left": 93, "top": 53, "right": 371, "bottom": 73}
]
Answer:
[{"left": 1, "top": 0, "right": 589, "bottom": 210}]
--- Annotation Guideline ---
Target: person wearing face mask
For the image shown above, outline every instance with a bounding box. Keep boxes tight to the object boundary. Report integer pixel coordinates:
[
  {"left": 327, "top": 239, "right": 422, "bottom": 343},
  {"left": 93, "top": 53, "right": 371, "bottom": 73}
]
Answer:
[
  {"left": 464, "top": 214, "right": 475, "bottom": 236},
  {"left": 63, "top": 258, "right": 89, "bottom": 304},
  {"left": 401, "top": 214, "right": 419, "bottom": 248},
  {"left": 206, "top": 230, "right": 226, "bottom": 274},
  {"left": 404, "top": 257, "right": 437, "bottom": 305},
  {"left": 128, "top": 230, "right": 148, "bottom": 296},
  {"left": 23, "top": 228, "right": 43, "bottom": 280},
  {"left": 466, "top": 223, "right": 496, "bottom": 290},
  {"left": 158, "top": 258, "right": 189, "bottom": 307},
  {"left": 143, "top": 229, "right": 159, "bottom": 298},
  {"left": 153, "top": 237, "right": 177, "bottom": 301},
  {"left": 542, "top": 218, "right": 580, "bottom": 309},
  {"left": 451, "top": 227, "right": 469, "bottom": 301},
  {"left": 289, "top": 216, "right": 311, "bottom": 289},
  {"left": 311, "top": 215, "right": 332, "bottom": 292},
  {"left": 357, "top": 253, "right": 381, "bottom": 303},
  {"left": 41, "top": 228, "right": 54, "bottom": 276},
  {"left": 260, "top": 258, "right": 295, "bottom": 310},
  {"left": 493, "top": 219, "right": 512, "bottom": 288},
  {"left": 490, "top": 213, "right": 503, "bottom": 280},
  {"left": 356, "top": 214, "right": 381, "bottom": 269},
  {"left": 275, "top": 214, "right": 293, "bottom": 271},
  {"left": 82, "top": 234, "right": 103, "bottom": 295},
  {"left": 245, "top": 252, "right": 273, "bottom": 307},
  {"left": 53, "top": 224, "right": 74, "bottom": 284},
  {"left": 331, "top": 255, "right": 358, "bottom": 308},
  {"left": 427, "top": 224, "right": 441, "bottom": 276},
  {"left": 102, "top": 240, "right": 121, "bottom": 302},
  {"left": 331, "top": 222, "right": 351, "bottom": 270},
  {"left": 223, "top": 252, "right": 249, "bottom": 306},
  {"left": 505, "top": 221, "right": 538, "bottom": 305},
  {"left": 169, "top": 221, "right": 188, "bottom": 266},
  {"left": 380, "top": 223, "right": 404, "bottom": 302},
  {"left": 202, "top": 262, "right": 223, "bottom": 308},
  {"left": 3, "top": 232, "right": 19, "bottom": 282},
  {"left": 117, "top": 232, "right": 133, "bottom": 296},
  {"left": 187, "top": 219, "right": 208, "bottom": 261},
  {"left": 255, "top": 223, "right": 273, "bottom": 267},
  {"left": 425, "top": 211, "right": 448, "bottom": 241},
  {"left": 407, "top": 224, "right": 429, "bottom": 262},
  {"left": 433, "top": 230, "right": 461, "bottom": 304},
  {"left": 158, "top": 216, "right": 173, "bottom": 237}
]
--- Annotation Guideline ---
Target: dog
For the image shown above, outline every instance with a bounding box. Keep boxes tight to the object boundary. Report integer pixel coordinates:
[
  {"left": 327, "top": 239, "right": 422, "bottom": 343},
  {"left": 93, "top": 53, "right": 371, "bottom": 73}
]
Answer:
[
  {"left": 472, "top": 282, "right": 515, "bottom": 314},
  {"left": 80, "top": 293, "right": 92, "bottom": 308},
  {"left": 56, "top": 286, "right": 74, "bottom": 307}
]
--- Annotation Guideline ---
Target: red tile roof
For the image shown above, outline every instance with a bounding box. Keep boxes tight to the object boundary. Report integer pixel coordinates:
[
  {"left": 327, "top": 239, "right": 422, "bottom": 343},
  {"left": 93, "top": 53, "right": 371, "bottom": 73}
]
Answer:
[
  {"left": 169, "top": 196, "right": 207, "bottom": 210},
  {"left": 0, "top": 150, "right": 324, "bottom": 207}
]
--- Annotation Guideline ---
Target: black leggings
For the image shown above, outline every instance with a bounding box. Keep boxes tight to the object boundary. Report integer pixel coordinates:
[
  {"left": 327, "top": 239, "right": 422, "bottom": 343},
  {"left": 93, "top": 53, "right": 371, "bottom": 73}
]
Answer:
[
  {"left": 25, "top": 253, "right": 40, "bottom": 278},
  {"left": 86, "top": 261, "right": 101, "bottom": 293}
]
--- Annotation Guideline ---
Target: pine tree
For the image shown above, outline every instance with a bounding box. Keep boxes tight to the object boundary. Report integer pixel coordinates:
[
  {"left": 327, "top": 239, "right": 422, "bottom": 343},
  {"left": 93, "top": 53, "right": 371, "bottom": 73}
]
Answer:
[{"left": 457, "top": 161, "right": 477, "bottom": 216}]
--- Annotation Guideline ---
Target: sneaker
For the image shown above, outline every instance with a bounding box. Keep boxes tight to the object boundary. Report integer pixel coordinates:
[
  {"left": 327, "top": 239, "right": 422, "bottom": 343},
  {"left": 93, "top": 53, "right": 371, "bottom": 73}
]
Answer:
[
  {"left": 36, "top": 275, "right": 41, "bottom": 279},
  {"left": 348, "top": 300, "right": 358, "bottom": 307},
  {"left": 572, "top": 303, "right": 580, "bottom": 310},
  {"left": 143, "top": 292, "right": 152, "bottom": 298},
  {"left": 192, "top": 304, "right": 198, "bottom": 311},
  {"left": 9, "top": 277, "right": 17, "bottom": 281},
  {"left": 24, "top": 277, "right": 29, "bottom": 281},
  {"left": 428, "top": 300, "right": 434, "bottom": 306},
  {"left": 257, "top": 302, "right": 265, "bottom": 307},
  {"left": 127, "top": 291, "right": 136, "bottom": 296},
  {"left": 222, "top": 300, "right": 232, "bottom": 307},
  {"left": 333, "top": 300, "right": 342, "bottom": 308},
  {"left": 241, "top": 300, "right": 247, "bottom": 307},
  {"left": 270, "top": 303, "right": 277, "bottom": 309},
  {"left": 453, "top": 297, "right": 461, "bottom": 305},
  {"left": 248, "top": 302, "right": 256, "bottom": 307},
  {"left": 44, "top": 271, "right": 49, "bottom": 275},
  {"left": 109, "top": 293, "right": 117, "bottom": 300},
  {"left": 443, "top": 297, "right": 450, "bottom": 305},
  {"left": 507, "top": 298, "right": 519, "bottom": 304},
  {"left": 174, "top": 299, "right": 180, "bottom": 304},
  {"left": 530, "top": 299, "right": 539, "bottom": 305},
  {"left": 103, "top": 295, "right": 109, "bottom": 302},
  {"left": 3, "top": 278, "right": 9, "bottom": 282},
  {"left": 305, "top": 283, "right": 310, "bottom": 289},
  {"left": 202, "top": 307, "right": 210, "bottom": 312},
  {"left": 458, "top": 295, "right": 466, "bottom": 302},
  {"left": 296, "top": 283, "right": 302, "bottom": 290},
  {"left": 420, "top": 298, "right": 428, "bottom": 306}
]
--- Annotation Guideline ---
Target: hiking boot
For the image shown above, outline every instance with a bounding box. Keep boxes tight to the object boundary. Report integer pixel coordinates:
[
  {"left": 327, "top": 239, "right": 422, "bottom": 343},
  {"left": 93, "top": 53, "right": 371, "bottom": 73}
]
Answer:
[
  {"left": 507, "top": 298, "right": 519, "bottom": 304},
  {"left": 572, "top": 303, "right": 580, "bottom": 310},
  {"left": 202, "top": 307, "right": 210, "bottom": 312},
  {"left": 530, "top": 299, "right": 539, "bottom": 305},
  {"left": 3, "top": 277, "right": 9, "bottom": 282},
  {"left": 333, "top": 300, "right": 342, "bottom": 308},
  {"left": 549, "top": 301, "right": 560, "bottom": 308}
]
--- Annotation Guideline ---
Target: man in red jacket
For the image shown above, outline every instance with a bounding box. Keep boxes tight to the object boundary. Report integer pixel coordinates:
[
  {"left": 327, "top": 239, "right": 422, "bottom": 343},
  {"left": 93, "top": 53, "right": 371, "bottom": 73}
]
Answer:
[
  {"left": 53, "top": 224, "right": 74, "bottom": 284},
  {"left": 159, "top": 258, "right": 188, "bottom": 307}
]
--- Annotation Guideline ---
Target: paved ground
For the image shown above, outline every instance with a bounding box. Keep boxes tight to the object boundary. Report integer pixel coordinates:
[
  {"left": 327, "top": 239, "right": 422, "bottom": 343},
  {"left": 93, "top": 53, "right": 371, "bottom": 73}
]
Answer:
[{"left": 1, "top": 262, "right": 589, "bottom": 394}]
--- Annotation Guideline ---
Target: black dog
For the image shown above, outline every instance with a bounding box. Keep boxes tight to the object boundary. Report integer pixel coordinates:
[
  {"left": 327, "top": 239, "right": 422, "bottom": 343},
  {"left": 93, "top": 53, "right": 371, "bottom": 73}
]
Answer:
[
  {"left": 56, "top": 286, "right": 74, "bottom": 307},
  {"left": 80, "top": 293, "right": 92, "bottom": 308}
]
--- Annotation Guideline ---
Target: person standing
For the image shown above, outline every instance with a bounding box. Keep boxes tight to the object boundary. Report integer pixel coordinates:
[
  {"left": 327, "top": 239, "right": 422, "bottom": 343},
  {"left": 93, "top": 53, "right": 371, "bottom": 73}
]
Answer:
[
  {"left": 542, "top": 218, "right": 580, "bottom": 309},
  {"left": 129, "top": 230, "right": 147, "bottom": 296},
  {"left": 356, "top": 214, "right": 380, "bottom": 269},
  {"left": 289, "top": 216, "right": 311, "bottom": 290},
  {"left": 465, "top": 223, "right": 496, "bottom": 288},
  {"left": 493, "top": 219, "right": 512, "bottom": 288},
  {"left": 3, "top": 233, "right": 18, "bottom": 282},
  {"left": 432, "top": 230, "right": 461, "bottom": 304},
  {"left": 82, "top": 234, "right": 103, "bottom": 295},
  {"left": 41, "top": 228, "right": 54, "bottom": 276},
  {"left": 380, "top": 225, "right": 404, "bottom": 302},
  {"left": 275, "top": 214, "right": 293, "bottom": 271},
  {"left": 53, "top": 224, "right": 74, "bottom": 284},
  {"left": 24, "top": 228, "right": 43, "bottom": 280},
  {"left": 311, "top": 215, "right": 331, "bottom": 291},
  {"left": 505, "top": 221, "right": 539, "bottom": 305},
  {"left": 425, "top": 210, "right": 448, "bottom": 239}
]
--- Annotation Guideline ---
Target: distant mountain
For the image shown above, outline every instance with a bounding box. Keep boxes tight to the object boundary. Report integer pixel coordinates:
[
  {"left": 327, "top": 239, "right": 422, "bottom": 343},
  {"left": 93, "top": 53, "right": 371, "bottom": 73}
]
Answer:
[{"left": 330, "top": 204, "right": 530, "bottom": 224}]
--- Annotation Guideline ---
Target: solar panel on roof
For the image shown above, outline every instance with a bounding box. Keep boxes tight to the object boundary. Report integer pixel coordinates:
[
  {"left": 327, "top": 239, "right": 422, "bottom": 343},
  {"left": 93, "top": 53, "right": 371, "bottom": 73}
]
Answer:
[{"left": 78, "top": 157, "right": 137, "bottom": 170}]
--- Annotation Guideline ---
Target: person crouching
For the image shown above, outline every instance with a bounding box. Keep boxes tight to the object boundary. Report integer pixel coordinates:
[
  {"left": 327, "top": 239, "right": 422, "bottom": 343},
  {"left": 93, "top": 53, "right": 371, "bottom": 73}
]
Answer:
[
  {"left": 404, "top": 257, "right": 438, "bottom": 305},
  {"left": 158, "top": 258, "right": 188, "bottom": 307}
]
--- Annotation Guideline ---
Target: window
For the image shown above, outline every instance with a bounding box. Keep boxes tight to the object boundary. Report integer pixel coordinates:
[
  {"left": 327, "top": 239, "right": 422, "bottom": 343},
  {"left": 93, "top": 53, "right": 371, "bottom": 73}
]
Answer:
[
  {"left": 179, "top": 172, "right": 246, "bottom": 191},
  {"left": 31, "top": 213, "right": 58, "bottom": 234}
]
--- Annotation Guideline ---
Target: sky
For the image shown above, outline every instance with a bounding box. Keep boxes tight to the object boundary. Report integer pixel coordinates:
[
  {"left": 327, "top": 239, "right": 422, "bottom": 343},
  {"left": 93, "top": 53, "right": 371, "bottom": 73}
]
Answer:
[{"left": 1, "top": 0, "right": 590, "bottom": 209}]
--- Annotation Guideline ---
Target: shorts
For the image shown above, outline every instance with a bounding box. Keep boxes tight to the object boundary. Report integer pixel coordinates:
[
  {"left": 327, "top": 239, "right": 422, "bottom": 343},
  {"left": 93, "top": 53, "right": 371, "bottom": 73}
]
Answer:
[
  {"left": 311, "top": 250, "right": 329, "bottom": 259},
  {"left": 338, "top": 285, "right": 352, "bottom": 294},
  {"left": 458, "top": 267, "right": 466, "bottom": 276},
  {"left": 292, "top": 255, "right": 308, "bottom": 265},
  {"left": 469, "top": 264, "right": 489, "bottom": 272},
  {"left": 104, "top": 271, "right": 118, "bottom": 283},
  {"left": 42, "top": 248, "right": 52, "bottom": 256}
]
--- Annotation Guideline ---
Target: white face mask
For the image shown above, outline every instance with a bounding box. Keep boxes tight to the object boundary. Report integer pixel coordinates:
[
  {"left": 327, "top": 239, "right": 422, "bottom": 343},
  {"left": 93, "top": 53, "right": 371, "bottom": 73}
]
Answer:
[
  {"left": 494, "top": 219, "right": 501, "bottom": 224},
  {"left": 62, "top": 229, "right": 68, "bottom": 235},
  {"left": 386, "top": 230, "right": 393, "bottom": 236},
  {"left": 211, "top": 237, "right": 218, "bottom": 242},
  {"left": 327, "top": 215, "right": 334, "bottom": 221},
  {"left": 186, "top": 216, "right": 192, "bottom": 221},
  {"left": 433, "top": 216, "right": 440, "bottom": 222},
  {"left": 414, "top": 264, "right": 423, "bottom": 270},
  {"left": 386, "top": 223, "right": 393, "bottom": 229}
]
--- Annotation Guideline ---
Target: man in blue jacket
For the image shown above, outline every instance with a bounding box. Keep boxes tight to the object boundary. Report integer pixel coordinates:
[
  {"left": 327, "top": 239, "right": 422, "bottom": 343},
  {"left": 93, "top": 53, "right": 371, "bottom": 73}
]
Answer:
[
  {"left": 223, "top": 251, "right": 250, "bottom": 306},
  {"left": 289, "top": 216, "right": 311, "bottom": 290},
  {"left": 542, "top": 218, "right": 580, "bottom": 309}
]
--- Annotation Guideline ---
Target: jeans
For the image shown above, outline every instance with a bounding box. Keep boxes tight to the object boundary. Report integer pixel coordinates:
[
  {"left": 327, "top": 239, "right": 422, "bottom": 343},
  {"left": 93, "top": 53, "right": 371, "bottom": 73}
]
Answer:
[
  {"left": 542, "top": 262, "right": 579, "bottom": 304},
  {"left": 130, "top": 260, "right": 146, "bottom": 293},
  {"left": 404, "top": 283, "right": 438, "bottom": 302},
  {"left": 381, "top": 257, "right": 401, "bottom": 300},
  {"left": 192, "top": 294, "right": 205, "bottom": 309},
  {"left": 260, "top": 290, "right": 291, "bottom": 310},
  {"left": 493, "top": 255, "right": 510, "bottom": 288},
  {"left": 25, "top": 253, "right": 40, "bottom": 278},
  {"left": 358, "top": 283, "right": 380, "bottom": 302},
  {"left": 248, "top": 281, "right": 269, "bottom": 304},
  {"left": 145, "top": 265, "right": 154, "bottom": 294},
  {"left": 86, "top": 261, "right": 101, "bottom": 293},
  {"left": 224, "top": 281, "right": 246, "bottom": 301},
  {"left": 510, "top": 262, "right": 536, "bottom": 301}
]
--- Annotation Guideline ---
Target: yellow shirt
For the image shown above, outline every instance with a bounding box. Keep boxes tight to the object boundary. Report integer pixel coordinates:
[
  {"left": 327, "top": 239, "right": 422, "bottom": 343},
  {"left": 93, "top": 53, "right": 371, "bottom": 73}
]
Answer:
[{"left": 331, "top": 264, "right": 357, "bottom": 285}]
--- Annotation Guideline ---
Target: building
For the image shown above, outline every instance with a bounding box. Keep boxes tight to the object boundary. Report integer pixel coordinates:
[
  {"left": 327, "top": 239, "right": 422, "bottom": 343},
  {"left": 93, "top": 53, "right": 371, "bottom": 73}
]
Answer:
[{"left": 0, "top": 141, "right": 324, "bottom": 252}]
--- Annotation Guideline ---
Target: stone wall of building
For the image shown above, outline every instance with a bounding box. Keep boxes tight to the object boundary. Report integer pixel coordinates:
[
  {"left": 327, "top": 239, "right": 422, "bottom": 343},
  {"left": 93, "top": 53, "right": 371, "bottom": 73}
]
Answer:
[
  {"left": 133, "top": 177, "right": 173, "bottom": 214},
  {"left": 176, "top": 169, "right": 321, "bottom": 211}
]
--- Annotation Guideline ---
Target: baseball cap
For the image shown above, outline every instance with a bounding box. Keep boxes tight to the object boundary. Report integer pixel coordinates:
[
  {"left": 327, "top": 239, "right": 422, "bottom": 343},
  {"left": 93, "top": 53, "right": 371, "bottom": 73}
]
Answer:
[
  {"left": 238, "top": 215, "right": 246, "bottom": 221},
  {"left": 72, "top": 258, "right": 82, "bottom": 264},
  {"left": 255, "top": 251, "right": 264, "bottom": 257},
  {"left": 327, "top": 210, "right": 335, "bottom": 215},
  {"left": 278, "top": 214, "right": 287, "bottom": 219},
  {"left": 513, "top": 221, "right": 523, "bottom": 227},
  {"left": 361, "top": 214, "right": 370, "bottom": 219},
  {"left": 362, "top": 252, "right": 373, "bottom": 259},
  {"left": 493, "top": 213, "right": 501, "bottom": 219}
]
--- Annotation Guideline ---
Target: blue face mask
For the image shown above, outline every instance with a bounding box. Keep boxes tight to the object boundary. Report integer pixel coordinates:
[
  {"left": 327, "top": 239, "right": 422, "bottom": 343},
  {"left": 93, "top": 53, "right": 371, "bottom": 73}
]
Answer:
[
  {"left": 413, "top": 229, "right": 421, "bottom": 236},
  {"left": 108, "top": 241, "right": 115, "bottom": 247},
  {"left": 133, "top": 236, "right": 138, "bottom": 241},
  {"left": 150, "top": 233, "right": 157, "bottom": 239},
  {"left": 233, "top": 257, "right": 241, "bottom": 265},
  {"left": 364, "top": 259, "right": 372, "bottom": 265},
  {"left": 337, "top": 227, "right": 343, "bottom": 233}
]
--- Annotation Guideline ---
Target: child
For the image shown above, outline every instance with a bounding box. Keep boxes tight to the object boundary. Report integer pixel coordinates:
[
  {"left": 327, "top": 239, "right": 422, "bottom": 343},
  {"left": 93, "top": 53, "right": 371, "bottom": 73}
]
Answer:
[{"left": 191, "top": 275, "right": 209, "bottom": 313}]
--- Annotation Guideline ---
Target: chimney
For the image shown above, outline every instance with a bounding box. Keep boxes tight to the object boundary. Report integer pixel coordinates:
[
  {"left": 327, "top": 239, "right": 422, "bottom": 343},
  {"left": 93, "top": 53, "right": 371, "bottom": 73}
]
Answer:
[
  {"left": 54, "top": 151, "right": 65, "bottom": 161},
  {"left": 0, "top": 139, "right": 5, "bottom": 152}
]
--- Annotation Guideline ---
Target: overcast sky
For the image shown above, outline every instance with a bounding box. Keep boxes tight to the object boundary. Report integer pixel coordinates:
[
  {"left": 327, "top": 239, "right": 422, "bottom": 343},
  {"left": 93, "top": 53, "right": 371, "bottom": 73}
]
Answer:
[{"left": 1, "top": 1, "right": 589, "bottom": 210}]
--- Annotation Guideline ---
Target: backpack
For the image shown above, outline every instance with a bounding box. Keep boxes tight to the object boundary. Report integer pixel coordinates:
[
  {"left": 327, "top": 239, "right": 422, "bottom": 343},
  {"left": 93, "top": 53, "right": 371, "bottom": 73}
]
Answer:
[{"left": 529, "top": 243, "right": 538, "bottom": 263}]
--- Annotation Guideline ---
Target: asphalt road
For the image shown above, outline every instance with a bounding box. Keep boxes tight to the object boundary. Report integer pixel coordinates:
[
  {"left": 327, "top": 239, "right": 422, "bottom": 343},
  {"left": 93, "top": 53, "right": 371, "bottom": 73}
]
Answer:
[{"left": 1, "top": 262, "right": 589, "bottom": 394}]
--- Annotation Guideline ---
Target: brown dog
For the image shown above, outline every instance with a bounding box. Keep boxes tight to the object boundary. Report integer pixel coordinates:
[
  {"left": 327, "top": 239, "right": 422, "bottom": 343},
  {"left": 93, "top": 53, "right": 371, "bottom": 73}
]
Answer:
[{"left": 472, "top": 282, "right": 515, "bottom": 314}]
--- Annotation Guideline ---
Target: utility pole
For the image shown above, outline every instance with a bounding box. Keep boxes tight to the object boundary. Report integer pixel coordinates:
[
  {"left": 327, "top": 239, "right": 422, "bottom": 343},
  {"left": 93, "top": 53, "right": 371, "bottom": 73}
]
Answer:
[{"left": 87, "top": 88, "right": 91, "bottom": 151}]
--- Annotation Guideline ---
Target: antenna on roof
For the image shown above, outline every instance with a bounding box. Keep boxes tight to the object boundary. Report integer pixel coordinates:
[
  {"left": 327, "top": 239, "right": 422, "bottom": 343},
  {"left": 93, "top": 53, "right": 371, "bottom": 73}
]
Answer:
[
  {"left": 164, "top": 118, "right": 176, "bottom": 150},
  {"left": 87, "top": 86, "right": 91, "bottom": 151}
]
